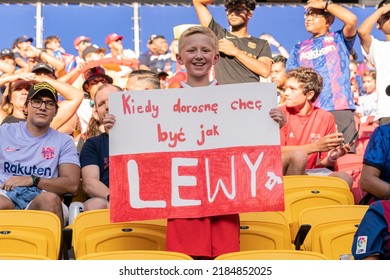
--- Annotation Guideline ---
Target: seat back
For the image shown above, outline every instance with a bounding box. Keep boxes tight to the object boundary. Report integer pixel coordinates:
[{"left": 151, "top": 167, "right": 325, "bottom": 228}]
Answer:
[
  {"left": 0, "top": 253, "right": 51, "bottom": 260},
  {"left": 215, "top": 250, "right": 329, "bottom": 260},
  {"left": 239, "top": 211, "right": 292, "bottom": 250},
  {"left": 298, "top": 205, "right": 368, "bottom": 259},
  {"left": 72, "top": 209, "right": 167, "bottom": 259},
  {"left": 77, "top": 250, "right": 193, "bottom": 260},
  {"left": 335, "top": 154, "right": 365, "bottom": 204},
  {"left": 0, "top": 210, "right": 61, "bottom": 260},
  {"left": 355, "top": 121, "right": 377, "bottom": 155},
  {"left": 283, "top": 175, "right": 354, "bottom": 239}
]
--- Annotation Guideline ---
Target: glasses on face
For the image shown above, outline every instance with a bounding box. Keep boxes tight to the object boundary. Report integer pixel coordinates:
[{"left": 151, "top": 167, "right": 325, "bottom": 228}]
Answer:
[
  {"left": 89, "top": 77, "right": 108, "bottom": 86},
  {"left": 29, "top": 98, "right": 56, "bottom": 109},
  {"left": 304, "top": 12, "right": 325, "bottom": 19},
  {"left": 225, "top": 5, "right": 249, "bottom": 14}
]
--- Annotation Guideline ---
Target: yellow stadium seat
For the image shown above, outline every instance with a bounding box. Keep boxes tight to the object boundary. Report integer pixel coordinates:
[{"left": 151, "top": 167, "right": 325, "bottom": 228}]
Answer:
[
  {"left": 282, "top": 175, "right": 355, "bottom": 240},
  {"left": 215, "top": 250, "right": 329, "bottom": 260},
  {"left": 239, "top": 211, "right": 293, "bottom": 250},
  {"left": 294, "top": 205, "right": 368, "bottom": 260},
  {"left": 72, "top": 209, "right": 167, "bottom": 259},
  {"left": 0, "top": 253, "right": 51, "bottom": 260},
  {"left": 0, "top": 210, "right": 61, "bottom": 260},
  {"left": 77, "top": 250, "right": 193, "bottom": 260}
]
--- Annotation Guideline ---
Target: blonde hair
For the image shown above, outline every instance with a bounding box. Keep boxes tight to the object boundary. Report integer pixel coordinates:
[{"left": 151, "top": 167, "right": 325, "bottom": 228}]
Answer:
[
  {"left": 178, "top": 26, "right": 218, "bottom": 53},
  {"left": 2, "top": 83, "right": 15, "bottom": 115}
]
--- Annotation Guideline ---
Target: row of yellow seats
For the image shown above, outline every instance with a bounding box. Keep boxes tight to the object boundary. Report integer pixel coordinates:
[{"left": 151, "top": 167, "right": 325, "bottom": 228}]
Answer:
[
  {"left": 0, "top": 206, "right": 366, "bottom": 260},
  {"left": 0, "top": 175, "right": 363, "bottom": 260}
]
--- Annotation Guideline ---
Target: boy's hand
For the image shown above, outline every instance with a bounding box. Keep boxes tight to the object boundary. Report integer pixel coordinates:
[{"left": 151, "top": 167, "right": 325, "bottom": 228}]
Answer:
[
  {"left": 328, "top": 143, "right": 351, "bottom": 161},
  {"left": 269, "top": 108, "right": 286, "bottom": 128},
  {"left": 314, "top": 132, "right": 344, "bottom": 152}
]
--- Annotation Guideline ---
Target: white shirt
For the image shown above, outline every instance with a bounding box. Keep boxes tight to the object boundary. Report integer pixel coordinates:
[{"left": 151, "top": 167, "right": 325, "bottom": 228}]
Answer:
[{"left": 362, "top": 37, "right": 390, "bottom": 120}]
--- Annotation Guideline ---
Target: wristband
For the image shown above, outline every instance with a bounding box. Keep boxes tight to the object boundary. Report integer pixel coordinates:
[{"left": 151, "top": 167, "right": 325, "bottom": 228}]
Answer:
[
  {"left": 324, "top": 0, "right": 333, "bottom": 12},
  {"left": 327, "top": 150, "right": 338, "bottom": 162}
]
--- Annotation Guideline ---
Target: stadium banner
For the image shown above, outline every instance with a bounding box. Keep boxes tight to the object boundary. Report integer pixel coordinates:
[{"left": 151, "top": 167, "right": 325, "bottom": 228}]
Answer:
[{"left": 109, "top": 83, "right": 284, "bottom": 222}]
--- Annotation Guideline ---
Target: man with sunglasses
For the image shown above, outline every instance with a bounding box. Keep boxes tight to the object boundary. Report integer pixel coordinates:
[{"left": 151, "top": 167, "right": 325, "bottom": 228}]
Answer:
[
  {"left": 287, "top": 0, "right": 358, "bottom": 152},
  {"left": 193, "top": 0, "right": 272, "bottom": 84},
  {"left": 0, "top": 82, "right": 80, "bottom": 227},
  {"left": 358, "top": 0, "right": 390, "bottom": 125}
]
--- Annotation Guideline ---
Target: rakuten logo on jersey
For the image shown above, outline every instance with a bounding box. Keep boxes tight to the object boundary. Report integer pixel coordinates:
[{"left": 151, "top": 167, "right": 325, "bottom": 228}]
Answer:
[
  {"left": 4, "top": 162, "right": 52, "bottom": 177},
  {"left": 299, "top": 45, "right": 336, "bottom": 60}
]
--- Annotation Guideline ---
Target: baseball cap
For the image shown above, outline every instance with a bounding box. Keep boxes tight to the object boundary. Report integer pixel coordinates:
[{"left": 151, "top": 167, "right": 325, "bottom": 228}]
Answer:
[
  {"left": 0, "top": 48, "right": 14, "bottom": 59},
  {"left": 31, "top": 62, "right": 55, "bottom": 76},
  {"left": 82, "top": 44, "right": 106, "bottom": 60},
  {"left": 147, "top": 34, "right": 165, "bottom": 45},
  {"left": 28, "top": 82, "right": 58, "bottom": 103},
  {"left": 13, "top": 35, "right": 33, "bottom": 48},
  {"left": 74, "top": 35, "right": 91, "bottom": 48},
  {"left": 105, "top": 33, "right": 124, "bottom": 45},
  {"left": 82, "top": 66, "right": 113, "bottom": 92}
]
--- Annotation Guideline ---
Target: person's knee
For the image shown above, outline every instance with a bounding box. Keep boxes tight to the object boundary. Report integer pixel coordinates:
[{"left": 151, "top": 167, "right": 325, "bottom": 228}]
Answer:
[
  {"left": 83, "top": 197, "right": 108, "bottom": 211},
  {"left": 329, "top": 172, "right": 353, "bottom": 188},
  {"left": 29, "top": 192, "right": 62, "bottom": 212},
  {"left": 0, "top": 196, "right": 15, "bottom": 209}
]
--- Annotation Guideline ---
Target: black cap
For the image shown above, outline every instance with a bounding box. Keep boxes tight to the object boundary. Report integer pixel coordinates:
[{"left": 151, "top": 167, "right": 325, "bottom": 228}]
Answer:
[
  {"left": 0, "top": 48, "right": 14, "bottom": 59},
  {"left": 82, "top": 44, "right": 106, "bottom": 60},
  {"left": 28, "top": 82, "right": 58, "bottom": 103},
  {"left": 13, "top": 35, "right": 33, "bottom": 48},
  {"left": 31, "top": 62, "right": 55, "bottom": 75}
]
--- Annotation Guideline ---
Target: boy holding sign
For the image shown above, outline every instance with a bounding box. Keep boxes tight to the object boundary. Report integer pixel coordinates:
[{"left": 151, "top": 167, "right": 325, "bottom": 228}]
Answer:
[{"left": 164, "top": 26, "right": 239, "bottom": 260}]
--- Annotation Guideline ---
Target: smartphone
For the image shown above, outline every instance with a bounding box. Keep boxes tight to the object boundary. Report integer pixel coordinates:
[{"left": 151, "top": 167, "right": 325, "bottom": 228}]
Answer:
[{"left": 347, "top": 131, "right": 359, "bottom": 145}]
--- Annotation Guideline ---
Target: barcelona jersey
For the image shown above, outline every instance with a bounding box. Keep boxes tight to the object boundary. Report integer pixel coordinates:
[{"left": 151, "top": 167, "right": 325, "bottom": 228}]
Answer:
[{"left": 287, "top": 30, "right": 356, "bottom": 111}]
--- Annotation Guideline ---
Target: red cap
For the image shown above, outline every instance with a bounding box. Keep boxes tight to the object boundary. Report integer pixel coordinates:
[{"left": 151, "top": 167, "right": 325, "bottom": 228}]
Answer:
[
  {"left": 73, "top": 35, "right": 91, "bottom": 47},
  {"left": 105, "top": 33, "right": 123, "bottom": 45}
]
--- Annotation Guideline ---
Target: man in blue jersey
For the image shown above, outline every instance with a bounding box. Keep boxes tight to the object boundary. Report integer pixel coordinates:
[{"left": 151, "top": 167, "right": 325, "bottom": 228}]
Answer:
[
  {"left": 0, "top": 82, "right": 80, "bottom": 226},
  {"left": 360, "top": 121, "right": 390, "bottom": 200},
  {"left": 287, "top": 0, "right": 358, "bottom": 149},
  {"left": 352, "top": 200, "right": 390, "bottom": 260}
]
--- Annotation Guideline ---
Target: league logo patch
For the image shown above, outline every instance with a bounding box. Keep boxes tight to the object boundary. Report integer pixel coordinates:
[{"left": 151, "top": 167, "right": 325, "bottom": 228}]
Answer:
[
  {"left": 356, "top": 236, "right": 367, "bottom": 254},
  {"left": 248, "top": 42, "right": 256, "bottom": 49},
  {"left": 41, "top": 147, "right": 55, "bottom": 160}
]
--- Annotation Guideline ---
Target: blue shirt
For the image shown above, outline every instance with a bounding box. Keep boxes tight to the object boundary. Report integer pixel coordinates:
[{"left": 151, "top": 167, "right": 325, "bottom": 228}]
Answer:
[
  {"left": 363, "top": 124, "right": 390, "bottom": 185},
  {"left": 352, "top": 200, "right": 390, "bottom": 260},
  {"left": 287, "top": 30, "right": 356, "bottom": 111}
]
